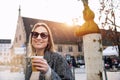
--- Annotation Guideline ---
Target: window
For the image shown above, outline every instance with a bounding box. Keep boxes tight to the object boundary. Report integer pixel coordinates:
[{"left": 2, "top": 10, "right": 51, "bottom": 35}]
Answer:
[
  {"left": 58, "top": 46, "right": 62, "bottom": 52},
  {"left": 78, "top": 42, "right": 82, "bottom": 52},
  {"left": 16, "top": 37, "right": 17, "bottom": 43},
  {"left": 68, "top": 46, "right": 73, "bottom": 52},
  {"left": 19, "top": 35, "right": 21, "bottom": 41}
]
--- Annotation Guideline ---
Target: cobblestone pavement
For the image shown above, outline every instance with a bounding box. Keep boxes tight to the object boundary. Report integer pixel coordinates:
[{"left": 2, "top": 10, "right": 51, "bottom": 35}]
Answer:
[
  {"left": 0, "top": 71, "right": 25, "bottom": 80},
  {"left": 0, "top": 65, "right": 120, "bottom": 80},
  {"left": 74, "top": 67, "right": 120, "bottom": 80}
]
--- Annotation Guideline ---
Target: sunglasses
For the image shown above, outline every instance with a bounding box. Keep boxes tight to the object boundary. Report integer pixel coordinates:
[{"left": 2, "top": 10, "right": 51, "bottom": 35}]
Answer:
[{"left": 31, "top": 32, "right": 49, "bottom": 39}]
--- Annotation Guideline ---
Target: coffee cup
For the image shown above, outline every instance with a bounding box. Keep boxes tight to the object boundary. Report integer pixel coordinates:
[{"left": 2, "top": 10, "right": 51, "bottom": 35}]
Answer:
[{"left": 31, "top": 56, "right": 43, "bottom": 72}]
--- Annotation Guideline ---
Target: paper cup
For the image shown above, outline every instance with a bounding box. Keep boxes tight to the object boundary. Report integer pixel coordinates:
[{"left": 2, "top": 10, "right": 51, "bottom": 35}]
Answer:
[{"left": 31, "top": 56, "right": 43, "bottom": 72}]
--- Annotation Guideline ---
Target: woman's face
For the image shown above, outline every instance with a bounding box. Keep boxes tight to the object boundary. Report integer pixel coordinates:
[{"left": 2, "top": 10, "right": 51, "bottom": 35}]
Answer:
[{"left": 31, "top": 26, "right": 49, "bottom": 50}]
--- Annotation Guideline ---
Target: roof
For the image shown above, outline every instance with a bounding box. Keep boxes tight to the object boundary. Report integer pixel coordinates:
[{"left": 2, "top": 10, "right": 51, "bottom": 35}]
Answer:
[
  {"left": 22, "top": 17, "right": 120, "bottom": 46},
  {"left": 0, "top": 39, "right": 11, "bottom": 44},
  {"left": 22, "top": 17, "right": 80, "bottom": 44}
]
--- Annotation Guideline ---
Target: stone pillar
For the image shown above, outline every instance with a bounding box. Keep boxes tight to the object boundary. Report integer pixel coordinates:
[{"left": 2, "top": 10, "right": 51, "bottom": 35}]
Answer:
[{"left": 83, "top": 33, "right": 103, "bottom": 80}]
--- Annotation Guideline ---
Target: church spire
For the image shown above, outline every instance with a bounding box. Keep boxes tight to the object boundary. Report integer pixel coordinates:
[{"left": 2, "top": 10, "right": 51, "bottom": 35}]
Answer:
[{"left": 18, "top": 5, "right": 21, "bottom": 16}]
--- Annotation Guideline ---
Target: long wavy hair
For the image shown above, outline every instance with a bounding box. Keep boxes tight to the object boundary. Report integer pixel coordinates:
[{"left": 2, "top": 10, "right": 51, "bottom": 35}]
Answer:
[{"left": 28, "top": 22, "right": 55, "bottom": 56}]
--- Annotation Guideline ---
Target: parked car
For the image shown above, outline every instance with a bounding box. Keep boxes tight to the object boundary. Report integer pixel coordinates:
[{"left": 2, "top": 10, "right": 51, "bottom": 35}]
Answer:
[
  {"left": 76, "top": 59, "right": 85, "bottom": 67},
  {"left": 118, "top": 63, "right": 120, "bottom": 69}
]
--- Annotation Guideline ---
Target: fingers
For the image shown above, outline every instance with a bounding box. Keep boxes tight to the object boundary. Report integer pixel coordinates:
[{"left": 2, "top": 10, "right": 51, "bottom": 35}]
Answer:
[{"left": 32, "top": 59, "right": 49, "bottom": 73}]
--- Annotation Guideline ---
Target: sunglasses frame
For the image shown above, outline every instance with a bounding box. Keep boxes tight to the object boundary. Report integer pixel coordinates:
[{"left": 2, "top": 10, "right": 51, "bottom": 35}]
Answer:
[{"left": 31, "top": 32, "right": 49, "bottom": 39}]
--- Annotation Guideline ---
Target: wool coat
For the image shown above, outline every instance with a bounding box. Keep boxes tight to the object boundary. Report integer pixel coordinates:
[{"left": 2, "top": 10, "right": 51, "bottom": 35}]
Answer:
[{"left": 25, "top": 51, "right": 74, "bottom": 80}]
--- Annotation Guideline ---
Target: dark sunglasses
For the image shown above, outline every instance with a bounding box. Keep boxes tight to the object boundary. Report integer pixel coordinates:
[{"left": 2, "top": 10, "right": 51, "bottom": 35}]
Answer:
[{"left": 31, "top": 32, "right": 49, "bottom": 39}]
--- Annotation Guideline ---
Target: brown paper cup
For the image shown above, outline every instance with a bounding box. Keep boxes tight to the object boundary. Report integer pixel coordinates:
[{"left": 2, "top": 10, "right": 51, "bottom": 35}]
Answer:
[{"left": 31, "top": 56, "right": 43, "bottom": 72}]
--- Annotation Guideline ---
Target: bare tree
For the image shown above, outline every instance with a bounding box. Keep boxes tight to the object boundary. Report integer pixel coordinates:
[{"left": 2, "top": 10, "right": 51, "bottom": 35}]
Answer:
[{"left": 99, "top": 0, "right": 120, "bottom": 57}]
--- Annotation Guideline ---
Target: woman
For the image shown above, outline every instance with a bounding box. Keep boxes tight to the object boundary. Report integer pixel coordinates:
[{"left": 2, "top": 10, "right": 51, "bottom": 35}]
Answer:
[{"left": 25, "top": 22, "right": 74, "bottom": 80}]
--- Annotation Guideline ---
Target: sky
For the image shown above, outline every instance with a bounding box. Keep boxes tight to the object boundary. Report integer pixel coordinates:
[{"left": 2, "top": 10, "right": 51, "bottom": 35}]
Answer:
[{"left": 0, "top": 0, "right": 119, "bottom": 42}]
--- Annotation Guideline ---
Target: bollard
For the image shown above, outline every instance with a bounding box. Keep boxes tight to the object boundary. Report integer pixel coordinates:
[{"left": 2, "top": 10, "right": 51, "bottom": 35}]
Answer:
[{"left": 75, "top": 1, "right": 104, "bottom": 80}]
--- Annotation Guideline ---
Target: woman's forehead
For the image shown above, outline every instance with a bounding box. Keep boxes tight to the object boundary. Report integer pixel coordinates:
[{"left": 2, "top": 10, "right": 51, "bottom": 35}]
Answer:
[{"left": 34, "top": 26, "right": 48, "bottom": 32}]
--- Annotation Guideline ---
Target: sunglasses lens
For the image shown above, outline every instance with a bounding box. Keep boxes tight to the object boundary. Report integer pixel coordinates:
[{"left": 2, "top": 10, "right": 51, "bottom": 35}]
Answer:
[
  {"left": 31, "top": 32, "right": 48, "bottom": 39},
  {"left": 31, "top": 32, "right": 39, "bottom": 38},
  {"left": 40, "top": 33, "right": 48, "bottom": 39}
]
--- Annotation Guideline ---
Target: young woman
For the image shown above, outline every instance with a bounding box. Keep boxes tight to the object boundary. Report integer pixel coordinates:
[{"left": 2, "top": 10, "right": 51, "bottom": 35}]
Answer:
[{"left": 25, "top": 22, "right": 74, "bottom": 80}]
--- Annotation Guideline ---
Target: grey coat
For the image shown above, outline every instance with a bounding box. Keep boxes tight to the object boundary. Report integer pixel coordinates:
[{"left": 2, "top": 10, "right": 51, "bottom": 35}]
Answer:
[{"left": 25, "top": 51, "right": 74, "bottom": 80}]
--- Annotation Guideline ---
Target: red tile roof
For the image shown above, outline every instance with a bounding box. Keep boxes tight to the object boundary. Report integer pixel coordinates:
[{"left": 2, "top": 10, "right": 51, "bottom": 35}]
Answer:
[{"left": 22, "top": 17, "right": 120, "bottom": 46}]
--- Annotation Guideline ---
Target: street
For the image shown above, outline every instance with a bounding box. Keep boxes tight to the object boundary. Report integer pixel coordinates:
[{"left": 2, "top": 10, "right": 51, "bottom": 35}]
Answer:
[
  {"left": 74, "top": 67, "right": 120, "bottom": 80},
  {"left": 0, "top": 70, "right": 25, "bottom": 80},
  {"left": 0, "top": 65, "right": 25, "bottom": 80},
  {"left": 0, "top": 65, "right": 120, "bottom": 80}
]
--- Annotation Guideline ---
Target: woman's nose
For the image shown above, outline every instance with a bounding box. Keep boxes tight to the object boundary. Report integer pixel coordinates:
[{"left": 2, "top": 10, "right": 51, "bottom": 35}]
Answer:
[{"left": 36, "top": 35, "right": 42, "bottom": 39}]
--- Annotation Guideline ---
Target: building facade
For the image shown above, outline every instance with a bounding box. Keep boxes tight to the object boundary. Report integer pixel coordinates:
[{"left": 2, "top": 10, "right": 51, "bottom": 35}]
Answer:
[{"left": 0, "top": 39, "right": 11, "bottom": 65}]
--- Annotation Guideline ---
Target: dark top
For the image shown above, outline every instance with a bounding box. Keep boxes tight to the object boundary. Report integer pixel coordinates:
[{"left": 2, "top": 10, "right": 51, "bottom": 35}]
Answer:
[{"left": 25, "top": 51, "right": 74, "bottom": 80}]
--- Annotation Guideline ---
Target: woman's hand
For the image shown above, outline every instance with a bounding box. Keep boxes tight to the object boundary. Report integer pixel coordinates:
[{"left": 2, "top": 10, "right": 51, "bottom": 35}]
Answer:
[{"left": 32, "top": 58, "right": 49, "bottom": 74}]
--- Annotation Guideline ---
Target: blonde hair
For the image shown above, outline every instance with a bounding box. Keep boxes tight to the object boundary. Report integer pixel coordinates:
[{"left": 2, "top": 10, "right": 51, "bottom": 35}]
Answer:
[{"left": 28, "top": 22, "right": 55, "bottom": 57}]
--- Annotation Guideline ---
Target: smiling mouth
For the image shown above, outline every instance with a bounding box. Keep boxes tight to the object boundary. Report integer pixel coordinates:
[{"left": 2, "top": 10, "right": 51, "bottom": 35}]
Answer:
[
  {"left": 36, "top": 43, "right": 42, "bottom": 45},
  {"left": 37, "top": 41, "right": 45, "bottom": 44}
]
